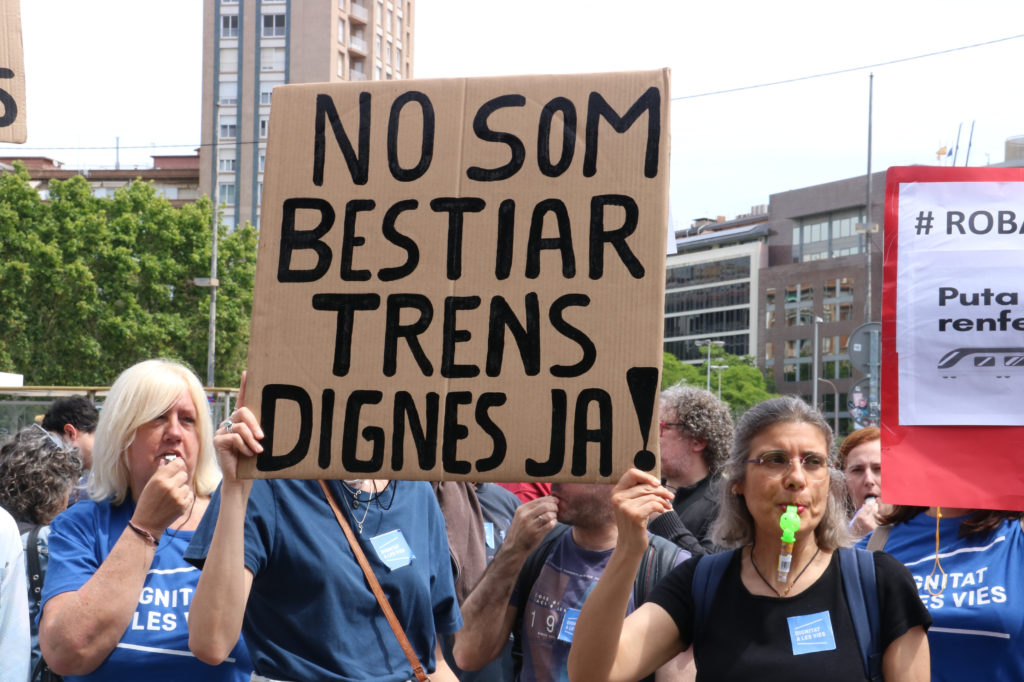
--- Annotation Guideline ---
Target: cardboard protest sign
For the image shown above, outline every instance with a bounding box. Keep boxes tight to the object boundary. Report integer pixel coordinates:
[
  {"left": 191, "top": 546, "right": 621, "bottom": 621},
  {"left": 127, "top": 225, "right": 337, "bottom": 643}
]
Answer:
[
  {"left": 240, "top": 70, "right": 670, "bottom": 483},
  {"left": 0, "top": 0, "right": 25, "bottom": 143},
  {"left": 882, "top": 166, "right": 1024, "bottom": 511}
]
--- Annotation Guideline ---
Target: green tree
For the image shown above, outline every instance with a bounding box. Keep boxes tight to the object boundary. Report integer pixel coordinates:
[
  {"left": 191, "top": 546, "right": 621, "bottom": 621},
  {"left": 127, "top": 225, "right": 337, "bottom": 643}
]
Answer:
[
  {"left": 661, "top": 348, "right": 778, "bottom": 418},
  {"left": 0, "top": 164, "right": 257, "bottom": 386}
]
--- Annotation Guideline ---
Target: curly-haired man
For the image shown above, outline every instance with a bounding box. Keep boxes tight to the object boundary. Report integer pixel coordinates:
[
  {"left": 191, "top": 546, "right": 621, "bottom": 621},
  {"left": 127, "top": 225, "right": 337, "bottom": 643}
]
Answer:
[{"left": 648, "top": 382, "right": 734, "bottom": 554}]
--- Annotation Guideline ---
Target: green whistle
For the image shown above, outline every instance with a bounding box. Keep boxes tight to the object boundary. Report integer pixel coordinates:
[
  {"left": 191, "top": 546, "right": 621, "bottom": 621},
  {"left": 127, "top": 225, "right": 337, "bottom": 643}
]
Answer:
[{"left": 780, "top": 505, "right": 800, "bottom": 543}]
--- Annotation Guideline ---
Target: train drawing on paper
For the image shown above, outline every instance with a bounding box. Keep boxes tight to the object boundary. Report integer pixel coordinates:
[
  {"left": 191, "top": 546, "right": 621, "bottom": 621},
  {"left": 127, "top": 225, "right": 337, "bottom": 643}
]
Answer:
[{"left": 936, "top": 347, "right": 1024, "bottom": 378}]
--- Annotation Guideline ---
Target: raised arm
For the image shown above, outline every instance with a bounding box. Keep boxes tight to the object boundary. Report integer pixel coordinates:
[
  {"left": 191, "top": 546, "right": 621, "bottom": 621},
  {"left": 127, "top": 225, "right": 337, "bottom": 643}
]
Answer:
[
  {"left": 189, "top": 373, "right": 264, "bottom": 664},
  {"left": 453, "top": 495, "right": 558, "bottom": 670},
  {"left": 40, "top": 459, "right": 193, "bottom": 675},
  {"left": 568, "top": 468, "right": 681, "bottom": 682}
]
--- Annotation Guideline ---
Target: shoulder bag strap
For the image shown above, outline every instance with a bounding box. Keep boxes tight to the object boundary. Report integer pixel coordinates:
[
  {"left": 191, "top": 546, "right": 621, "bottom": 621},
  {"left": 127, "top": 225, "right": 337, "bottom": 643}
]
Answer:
[
  {"left": 319, "top": 480, "right": 429, "bottom": 682},
  {"left": 866, "top": 524, "right": 892, "bottom": 552}
]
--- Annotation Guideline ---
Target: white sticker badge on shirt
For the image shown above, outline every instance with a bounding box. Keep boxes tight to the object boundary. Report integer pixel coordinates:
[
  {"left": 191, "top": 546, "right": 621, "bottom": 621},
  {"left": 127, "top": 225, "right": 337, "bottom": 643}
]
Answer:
[
  {"left": 787, "top": 610, "right": 837, "bottom": 655},
  {"left": 484, "top": 521, "right": 495, "bottom": 549},
  {"left": 370, "top": 529, "right": 415, "bottom": 570}
]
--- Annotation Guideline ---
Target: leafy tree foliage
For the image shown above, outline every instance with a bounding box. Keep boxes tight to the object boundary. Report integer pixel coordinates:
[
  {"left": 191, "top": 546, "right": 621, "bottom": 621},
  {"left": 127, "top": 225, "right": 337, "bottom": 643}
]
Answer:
[
  {"left": 0, "top": 165, "right": 257, "bottom": 386},
  {"left": 662, "top": 348, "right": 777, "bottom": 418}
]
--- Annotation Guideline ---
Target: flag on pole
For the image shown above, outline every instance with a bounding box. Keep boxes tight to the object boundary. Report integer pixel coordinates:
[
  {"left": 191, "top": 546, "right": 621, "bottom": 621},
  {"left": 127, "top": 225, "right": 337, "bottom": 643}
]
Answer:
[{"left": 935, "top": 145, "right": 948, "bottom": 161}]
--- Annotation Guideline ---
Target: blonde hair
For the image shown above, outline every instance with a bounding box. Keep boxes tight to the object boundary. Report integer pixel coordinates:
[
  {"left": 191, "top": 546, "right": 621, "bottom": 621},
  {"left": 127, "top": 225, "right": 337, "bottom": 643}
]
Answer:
[{"left": 88, "top": 359, "right": 221, "bottom": 504}]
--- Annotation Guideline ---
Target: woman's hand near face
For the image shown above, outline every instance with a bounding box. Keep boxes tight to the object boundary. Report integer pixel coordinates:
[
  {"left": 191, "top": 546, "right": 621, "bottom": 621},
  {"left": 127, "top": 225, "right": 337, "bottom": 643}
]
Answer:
[{"left": 131, "top": 457, "right": 193, "bottom": 539}]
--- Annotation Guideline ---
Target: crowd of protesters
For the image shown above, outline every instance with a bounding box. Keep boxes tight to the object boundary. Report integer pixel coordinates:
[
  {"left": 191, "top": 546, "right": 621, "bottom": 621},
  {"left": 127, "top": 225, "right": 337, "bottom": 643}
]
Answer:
[{"left": 1, "top": 366, "right": 1021, "bottom": 681}]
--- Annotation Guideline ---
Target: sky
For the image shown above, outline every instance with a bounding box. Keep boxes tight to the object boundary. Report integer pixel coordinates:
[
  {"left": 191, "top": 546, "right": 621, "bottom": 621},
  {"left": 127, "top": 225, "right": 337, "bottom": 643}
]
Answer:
[{"left": 8, "top": 0, "right": 1024, "bottom": 232}]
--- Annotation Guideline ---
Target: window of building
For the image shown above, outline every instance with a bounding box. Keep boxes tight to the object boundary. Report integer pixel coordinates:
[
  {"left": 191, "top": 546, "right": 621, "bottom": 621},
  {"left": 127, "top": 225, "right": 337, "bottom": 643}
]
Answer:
[
  {"left": 396, "top": 15, "right": 402, "bottom": 34},
  {"left": 259, "top": 116, "right": 269, "bottom": 138},
  {"left": 396, "top": 46, "right": 402, "bottom": 66},
  {"left": 376, "top": 34, "right": 382, "bottom": 56},
  {"left": 338, "top": 18, "right": 346, "bottom": 42},
  {"left": 221, "top": 14, "right": 239, "bottom": 38},
  {"left": 664, "top": 282, "right": 749, "bottom": 315},
  {"left": 259, "top": 153, "right": 266, "bottom": 173},
  {"left": 386, "top": 39, "right": 392, "bottom": 63},
  {"left": 822, "top": 277, "right": 855, "bottom": 322},
  {"left": 377, "top": 0, "right": 384, "bottom": 23},
  {"left": 765, "top": 341, "right": 775, "bottom": 367},
  {"left": 221, "top": 0, "right": 238, "bottom": 5},
  {"left": 337, "top": 51, "right": 346, "bottom": 77},
  {"left": 260, "top": 80, "right": 280, "bottom": 105},
  {"left": 218, "top": 182, "right": 236, "bottom": 205},
  {"left": 218, "top": 156, "right": 236, "bottom": 172},
  {"left": 220, "top": 48, "right": 238, "bottom": 72},
  {"left": 793, "top": 208, "right": 865, "bottom": 262},
  {"left": 376, "top": 65, "right": 382, "bottom": 79},
  {"left": 765, "top": 287, "right": 775, "bottom": 329},
  {"left": 783, "top": 283, "right": 815, "bottom": 326},
  {"left": 387, "top": 8, "right": 393, "bottom": 30},
  {"left": 218, "top": 81, "right": 237, "bottom": 106},
  {"left": 666, "top": 256, "right": 750, "bottom": 290},
  {"left": 820, "top": 335, "right": 853, "bottom": 380},
  {"left": 262, "top": 13, "right": 286, "bottom": 38},
  {"left": 219, "top": 114, "right": 237, "bottom": 139},
  {"left": 664, "top": 309, "right": 750, "bottom": 338},
  {"left": 261, "top": 47, "right": 285, "bottom": 71}
]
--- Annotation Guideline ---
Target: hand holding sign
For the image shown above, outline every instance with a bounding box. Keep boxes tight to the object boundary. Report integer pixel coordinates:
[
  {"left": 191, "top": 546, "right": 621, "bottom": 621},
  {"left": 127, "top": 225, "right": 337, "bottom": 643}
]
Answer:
[{"left": 214, "top": 371, "right": 264, "bottom": 483}]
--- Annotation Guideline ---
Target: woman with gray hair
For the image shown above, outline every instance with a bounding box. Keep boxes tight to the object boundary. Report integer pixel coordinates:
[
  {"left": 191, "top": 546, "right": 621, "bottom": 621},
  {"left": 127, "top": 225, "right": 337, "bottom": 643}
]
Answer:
[
  {"left": 38, "top": 359, "right": 251, "bottom": 681},
  {"left": 568, "top": 397, "right": 932, "bottom": 681},
  {"left": 0, "top": 424, "right": 82, "bottom": 679}
]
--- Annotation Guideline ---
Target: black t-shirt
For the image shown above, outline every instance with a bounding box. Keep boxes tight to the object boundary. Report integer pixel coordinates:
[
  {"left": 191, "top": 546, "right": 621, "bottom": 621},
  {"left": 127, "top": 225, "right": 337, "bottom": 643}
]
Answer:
[{"left": 647, "top": 549, "right": 931, "bottom": 682}]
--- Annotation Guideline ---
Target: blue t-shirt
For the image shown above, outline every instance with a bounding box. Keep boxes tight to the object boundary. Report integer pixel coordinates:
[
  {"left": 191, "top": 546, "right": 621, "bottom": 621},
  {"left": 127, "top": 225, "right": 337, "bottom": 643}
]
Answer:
[
  {"left": 185, "top": 479, "right": 462, "bottom": 682},
  {"left": 864, "top": 515, "right": 1024, "bottom": 682},
  {"left": 43, "top": 499, "right": 252, "bottom": 682},
  {"left": 511, "top": 530, "right": 685, "bottom": 682}
]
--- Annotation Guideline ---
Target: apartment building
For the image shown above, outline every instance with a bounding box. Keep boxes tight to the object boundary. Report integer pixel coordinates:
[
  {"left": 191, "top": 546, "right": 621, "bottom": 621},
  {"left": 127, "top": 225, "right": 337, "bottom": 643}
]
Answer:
[
  {"left": 200, "top": 0, "right": 415, "bottom": 228},
  {"left": 668, "top": 172, "right": 886, "bottom": 436}
]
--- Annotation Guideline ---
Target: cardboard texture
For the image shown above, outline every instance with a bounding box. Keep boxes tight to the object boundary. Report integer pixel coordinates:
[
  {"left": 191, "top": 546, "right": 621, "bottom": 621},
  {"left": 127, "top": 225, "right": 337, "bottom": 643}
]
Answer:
[
  {"left": 241, "top": 69, "right": 670, "bottom": 483},
  {"left": 0, "top": 0, "right": 25, "bottom": 143}
]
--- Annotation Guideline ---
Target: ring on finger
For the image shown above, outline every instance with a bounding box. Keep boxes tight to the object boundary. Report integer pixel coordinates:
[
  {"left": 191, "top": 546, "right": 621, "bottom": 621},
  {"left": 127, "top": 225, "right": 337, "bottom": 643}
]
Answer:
[{"left": 221, "top": 419, "right": 233, "bottom": 432}]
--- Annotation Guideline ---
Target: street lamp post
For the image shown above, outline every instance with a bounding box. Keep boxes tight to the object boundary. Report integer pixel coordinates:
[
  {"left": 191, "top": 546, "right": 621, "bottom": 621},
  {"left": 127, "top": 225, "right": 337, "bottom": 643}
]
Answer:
[
  {"left": 695, "top": 340, "right": 725, "bottom": 391},
  {"left": 710, "top": 364, "right": 729, "bottom": 400},
  {"left": 811, "top": 316, "right": 824, "bottom": 409},
  {"left": 818, "top": 377, "right": 840, "bottom": 436}
]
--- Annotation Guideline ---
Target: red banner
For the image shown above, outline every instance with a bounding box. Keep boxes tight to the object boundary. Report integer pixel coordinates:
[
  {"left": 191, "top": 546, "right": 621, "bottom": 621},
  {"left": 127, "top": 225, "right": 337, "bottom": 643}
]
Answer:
[{"left": 882, "top": 166, "right": 1024, "bottom": 512}]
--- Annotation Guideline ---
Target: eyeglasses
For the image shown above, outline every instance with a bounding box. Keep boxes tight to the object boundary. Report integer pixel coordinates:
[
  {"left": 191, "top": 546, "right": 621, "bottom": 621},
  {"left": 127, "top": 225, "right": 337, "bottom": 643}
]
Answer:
[
  {"left": 659, "top": 421, "right": 686, "bottom": 437},
  {"left": 30, "top": 423, "right": 66, "bottom": 450},
  {"left": 745, "top": 450, "right": 830, "bottom": 478}
]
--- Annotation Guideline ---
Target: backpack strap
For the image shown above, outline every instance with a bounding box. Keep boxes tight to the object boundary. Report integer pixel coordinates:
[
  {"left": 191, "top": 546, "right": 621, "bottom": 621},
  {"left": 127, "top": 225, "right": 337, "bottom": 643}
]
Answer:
[
  {"left": 26, "top": 525, "right": 43, "bottom": 608},
  {"left": 632, "top": 534, "right": 682, "bottom": 605},
  {"left": 690, "top": 549, "right": 736, "bottom": 647},
  {"left": 865, "top": 524, "right": 892, "bottom": 552},
  {"left": 838, "top": 547, "right": 882, "bottom": 681},
  {"left": 510, "top": 524, "right": 571, "bottom": 677}
]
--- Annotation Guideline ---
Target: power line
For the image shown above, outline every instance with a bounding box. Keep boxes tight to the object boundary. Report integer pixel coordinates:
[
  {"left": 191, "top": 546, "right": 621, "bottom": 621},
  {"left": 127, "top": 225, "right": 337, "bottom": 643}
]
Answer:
[
  {"left": 672, "top": 33, "right": 1024, "bottom": 100},
  {"left": 4, "top": 33, "right": 1024, "bottom": 155}
]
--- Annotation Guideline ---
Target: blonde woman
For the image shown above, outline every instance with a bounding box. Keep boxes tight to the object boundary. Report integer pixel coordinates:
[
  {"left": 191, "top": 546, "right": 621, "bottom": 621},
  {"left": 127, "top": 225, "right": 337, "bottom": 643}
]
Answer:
[{"left": 39, "top": 359, "right": 251, "bottom": 680}]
